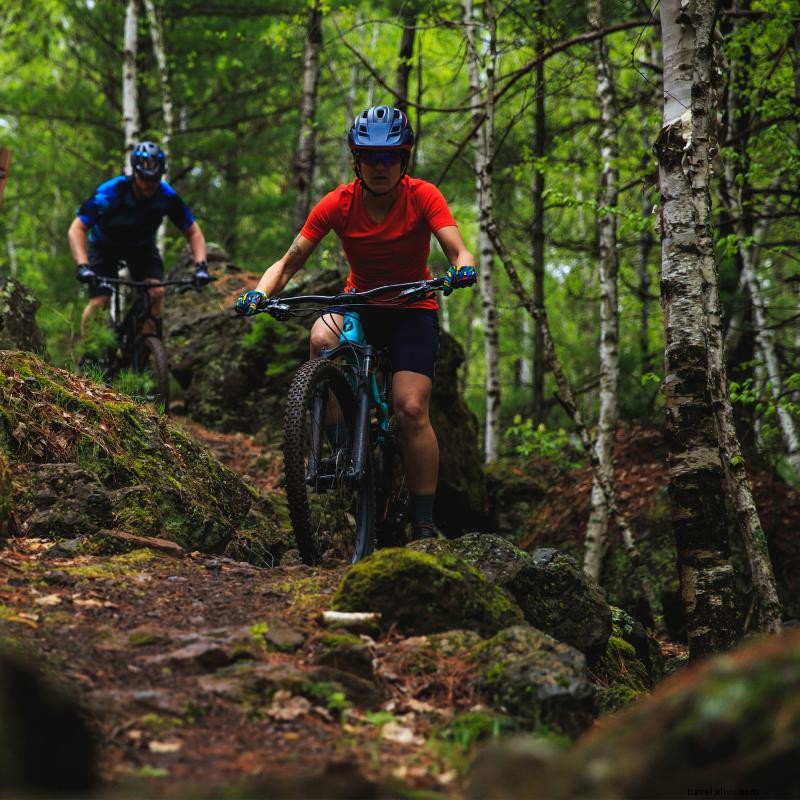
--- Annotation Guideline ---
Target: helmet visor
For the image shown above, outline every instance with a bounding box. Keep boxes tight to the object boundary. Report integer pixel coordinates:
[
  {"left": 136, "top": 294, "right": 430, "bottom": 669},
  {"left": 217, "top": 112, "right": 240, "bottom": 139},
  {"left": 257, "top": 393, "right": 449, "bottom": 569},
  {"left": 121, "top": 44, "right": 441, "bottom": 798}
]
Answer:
[{"left": 357, "top": 151, "right": 403, "bottom": 167}]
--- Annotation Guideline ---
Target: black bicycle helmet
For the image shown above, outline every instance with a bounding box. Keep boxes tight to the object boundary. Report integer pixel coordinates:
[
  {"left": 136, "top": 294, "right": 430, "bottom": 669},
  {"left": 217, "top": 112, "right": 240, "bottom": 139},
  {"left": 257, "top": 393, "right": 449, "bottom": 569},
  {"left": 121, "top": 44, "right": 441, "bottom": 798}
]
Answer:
[
  {"left": 348, "top": 106, "right": 414, "bottom": 152},
  {"left": 130, "top": 141, "right": 166, "bottom": 178}
]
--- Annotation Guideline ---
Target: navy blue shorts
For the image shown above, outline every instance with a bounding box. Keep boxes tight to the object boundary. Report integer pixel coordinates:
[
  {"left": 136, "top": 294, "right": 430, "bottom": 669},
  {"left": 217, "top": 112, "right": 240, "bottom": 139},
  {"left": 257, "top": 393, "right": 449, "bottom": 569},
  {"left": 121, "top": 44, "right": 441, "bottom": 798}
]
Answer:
[
  {"left": 88, "top": 244, "right": 164, "bottom": 297},
  {"left": 334, "top": 308, "right": 440, "bottom": 379}
]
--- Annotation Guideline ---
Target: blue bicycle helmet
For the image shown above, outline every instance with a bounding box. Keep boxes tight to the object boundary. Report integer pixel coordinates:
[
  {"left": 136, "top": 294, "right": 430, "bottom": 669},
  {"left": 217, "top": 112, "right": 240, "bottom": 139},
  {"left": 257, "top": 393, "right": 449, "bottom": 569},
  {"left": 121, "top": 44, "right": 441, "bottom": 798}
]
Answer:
[
  {"left": 348, "top": 106, "right": 414, "bottom": 152},
  {"left": 130, "top": 141, "right": 166, "bottom": 178}
]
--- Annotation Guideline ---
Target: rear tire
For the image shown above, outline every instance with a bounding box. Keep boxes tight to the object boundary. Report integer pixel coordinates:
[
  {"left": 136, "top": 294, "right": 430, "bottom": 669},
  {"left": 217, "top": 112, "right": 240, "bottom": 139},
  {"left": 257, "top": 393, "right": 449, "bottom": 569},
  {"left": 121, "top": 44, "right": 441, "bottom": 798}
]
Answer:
[
  {"left": 283, "top": 359, "right": 375, "bottom": 565},
  {"left": 134, "top": 336, "right": 170, "bottom": 411}
]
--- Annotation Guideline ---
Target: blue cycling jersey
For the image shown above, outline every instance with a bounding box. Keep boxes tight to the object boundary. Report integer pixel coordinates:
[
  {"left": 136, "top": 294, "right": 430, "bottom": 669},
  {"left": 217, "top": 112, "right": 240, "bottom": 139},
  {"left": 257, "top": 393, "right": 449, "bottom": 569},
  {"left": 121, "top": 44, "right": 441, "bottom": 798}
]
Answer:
[{"left": 77, "top": 175, "right": 195, "bottom": 248}]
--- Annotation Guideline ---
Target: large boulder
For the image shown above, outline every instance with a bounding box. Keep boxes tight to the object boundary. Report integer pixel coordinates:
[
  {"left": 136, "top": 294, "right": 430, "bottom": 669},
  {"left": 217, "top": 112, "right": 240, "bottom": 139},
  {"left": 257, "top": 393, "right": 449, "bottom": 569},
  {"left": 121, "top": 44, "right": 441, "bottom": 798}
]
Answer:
[
  {"left": 421, "top": 535, "right": 612, "bottom": 661},
  {"left": 0, "top": 350, "right": 280, "bottom": 555},
  {"left": 163, "top": 246, "right": 488, "bottom": 536},
  {"left": 467, "top": 628, "right": 800, "bottom": 799},
  {"left": 0, "top": 278, "right": 46, "bottom": 355},
  {"left": 473, "top": 625, "right": 597, "bottom": 737},
  {"left": 331, "top": 547, "right": 525, "bottom": 636}
]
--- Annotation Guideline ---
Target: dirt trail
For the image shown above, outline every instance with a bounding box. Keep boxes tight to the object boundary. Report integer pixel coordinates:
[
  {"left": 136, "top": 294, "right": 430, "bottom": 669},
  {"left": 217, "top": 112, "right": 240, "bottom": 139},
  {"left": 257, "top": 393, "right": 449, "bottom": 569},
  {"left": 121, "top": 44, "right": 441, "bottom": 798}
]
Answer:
[{"left": 0, "top": 423, "right": 476, "bottom": 798}]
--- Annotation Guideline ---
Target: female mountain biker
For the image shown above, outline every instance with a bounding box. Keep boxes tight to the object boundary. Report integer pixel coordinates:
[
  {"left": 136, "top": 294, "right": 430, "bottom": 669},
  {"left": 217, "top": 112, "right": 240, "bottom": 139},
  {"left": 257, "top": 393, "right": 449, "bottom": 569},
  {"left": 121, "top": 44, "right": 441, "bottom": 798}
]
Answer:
[{"left": 235, "top": 104, "right": 476, "bottom": 540}]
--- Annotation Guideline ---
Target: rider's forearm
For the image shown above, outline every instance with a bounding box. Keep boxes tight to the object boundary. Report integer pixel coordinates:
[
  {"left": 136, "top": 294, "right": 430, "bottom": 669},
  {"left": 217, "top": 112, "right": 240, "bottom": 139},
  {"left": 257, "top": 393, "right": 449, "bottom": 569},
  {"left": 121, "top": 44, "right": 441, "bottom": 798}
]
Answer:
[
  {"left": 185, "top": 222, "right": 207, "bottom": 263},
  {"left": 255, "top": 236, "right": 312, "bottom": 296},
  {"left": 255, "top": 261, "right": 296, "bottom": 297},
  {"left": 68, "top": 218, "right": 89, "bottom": 264}
]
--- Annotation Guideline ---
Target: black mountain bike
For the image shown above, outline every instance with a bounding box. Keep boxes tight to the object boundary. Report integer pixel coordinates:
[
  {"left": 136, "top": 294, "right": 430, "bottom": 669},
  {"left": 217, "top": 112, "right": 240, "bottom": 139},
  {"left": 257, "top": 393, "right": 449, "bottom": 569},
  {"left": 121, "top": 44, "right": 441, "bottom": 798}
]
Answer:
[
  {"left": 252, "top": 277, "right": 445, "bottom": 565},
  {"left": 82, "top": 274, "right": 203, "bottom": 410}
]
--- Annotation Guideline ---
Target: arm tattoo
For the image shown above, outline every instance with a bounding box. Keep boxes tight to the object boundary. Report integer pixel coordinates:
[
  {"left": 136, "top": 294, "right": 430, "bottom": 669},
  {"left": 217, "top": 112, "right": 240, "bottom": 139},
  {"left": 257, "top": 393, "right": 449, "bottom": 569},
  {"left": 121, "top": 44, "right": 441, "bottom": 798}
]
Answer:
[{"left": 287, "top": 240, "right": 302, "bottom": 260}]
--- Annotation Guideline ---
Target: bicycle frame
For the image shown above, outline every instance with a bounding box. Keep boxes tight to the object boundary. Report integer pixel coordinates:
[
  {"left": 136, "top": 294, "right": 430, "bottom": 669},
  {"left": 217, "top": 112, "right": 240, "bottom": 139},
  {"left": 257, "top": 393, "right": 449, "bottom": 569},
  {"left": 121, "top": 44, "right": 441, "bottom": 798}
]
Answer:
[{"left": 318, "top": 310, "right": 392, "bottom": 485}]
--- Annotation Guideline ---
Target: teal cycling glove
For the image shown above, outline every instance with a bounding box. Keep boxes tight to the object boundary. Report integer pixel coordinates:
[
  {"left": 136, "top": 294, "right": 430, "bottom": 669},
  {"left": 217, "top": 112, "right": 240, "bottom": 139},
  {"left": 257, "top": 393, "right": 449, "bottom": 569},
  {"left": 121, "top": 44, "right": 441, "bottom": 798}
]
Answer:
[
  {"left": 442, "top": 265, "right": 477, "bottom": 296},
  {"left": 235, "top": 290, "right": 265, "bottom": 316}
]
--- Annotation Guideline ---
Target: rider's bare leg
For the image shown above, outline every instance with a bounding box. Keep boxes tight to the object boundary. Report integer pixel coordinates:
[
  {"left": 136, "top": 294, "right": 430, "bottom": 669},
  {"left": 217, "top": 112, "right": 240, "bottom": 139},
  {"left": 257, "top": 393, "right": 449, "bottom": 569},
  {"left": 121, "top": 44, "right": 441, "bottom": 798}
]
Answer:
[
  {"left": 143, "top": 279, "right": 165, "bottom": 336},
  {"left": 309, "top": 312, "right": 344, "bottom": 357},
  {"left": 81, "top": 295, "right": 110, "bottom": 337},
  {"left": 393, "top": 370, "right": 438, "bottom": 495}
]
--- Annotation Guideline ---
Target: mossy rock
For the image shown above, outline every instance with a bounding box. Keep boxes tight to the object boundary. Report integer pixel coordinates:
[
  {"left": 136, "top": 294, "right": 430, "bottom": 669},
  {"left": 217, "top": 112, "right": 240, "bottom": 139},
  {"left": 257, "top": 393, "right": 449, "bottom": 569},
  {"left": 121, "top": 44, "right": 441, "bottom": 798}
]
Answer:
[
  {"left": 484, "top": 628, "right": 800, "bottom": 799},
  {"left": 473, "top": 625, "right": 597, "bottom": 737},
  {"left": 311, "top": 633, "right": 374, "bottom": 681},
  {"left": 12, "top": 463, "right": 112, "bottom": 539},
  {"left": 448, "top": 535, "right": 611, "bottom": 662},
  {"left": 609, "top": 606, "right": 663, "bottom": 685},
  {"left": 592, "top": 635, "right": 651, "bottom": 715},
  {"left": 0, "top": 351, "right": 279, "bottom": 554},
  {"left": 332, "top": 548, "right": 525, "bottom": 636}
]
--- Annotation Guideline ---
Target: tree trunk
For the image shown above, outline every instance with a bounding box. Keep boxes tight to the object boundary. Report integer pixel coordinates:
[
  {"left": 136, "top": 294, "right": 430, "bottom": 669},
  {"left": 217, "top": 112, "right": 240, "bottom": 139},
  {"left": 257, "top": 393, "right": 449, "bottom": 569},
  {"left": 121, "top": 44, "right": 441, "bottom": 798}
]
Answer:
[
  {"left": 394, "top": 5, "right": 417, "bottom": 110},
  {"left": 531, "top": 4, "right": 546, "bottom": 422},
  {"left": 463, "top": 0, "right": 501, "bottom": 463},
  {"left": 122, "top": 0, "right": 140, "bottom": 167},
  {"left": 292, "top": 0, "right": 322, "bottom": 234},
  {"left": 143, "top": 0, "right": 173, "bottom": 253},
  {"left": 638, "top": 34, "right": 660, "bottom": 376},
  {"left": 583, "top": 0, "right": 621, "bottom": 582},
  {"left": 655, "top": 0, "right": 737, "bottom": 657}
]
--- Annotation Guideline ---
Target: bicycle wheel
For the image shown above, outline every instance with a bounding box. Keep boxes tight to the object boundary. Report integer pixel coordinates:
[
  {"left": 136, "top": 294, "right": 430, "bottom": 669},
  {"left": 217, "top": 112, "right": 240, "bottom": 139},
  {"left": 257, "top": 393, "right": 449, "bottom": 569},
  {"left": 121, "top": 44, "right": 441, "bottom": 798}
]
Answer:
[
  {"left": 375, "top": 415, "right": 409, "bottom": 548},
  {"left": 133, "top": 336, "right": 170, "bottom": 410},
  {"left": 283, "top": 359, "right": 376, "bottom": 565}
]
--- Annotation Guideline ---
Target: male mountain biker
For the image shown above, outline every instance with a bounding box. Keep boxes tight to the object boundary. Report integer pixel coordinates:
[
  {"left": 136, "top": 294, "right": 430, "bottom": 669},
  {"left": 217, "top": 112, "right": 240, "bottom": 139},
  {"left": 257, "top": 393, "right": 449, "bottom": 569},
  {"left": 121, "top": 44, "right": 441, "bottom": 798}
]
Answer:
[
  {"left": 68, "top": 141, "right": 211, "bottom": 336},
  {"left": 235, "top": 105, "right": 476, "bottom": 541}
]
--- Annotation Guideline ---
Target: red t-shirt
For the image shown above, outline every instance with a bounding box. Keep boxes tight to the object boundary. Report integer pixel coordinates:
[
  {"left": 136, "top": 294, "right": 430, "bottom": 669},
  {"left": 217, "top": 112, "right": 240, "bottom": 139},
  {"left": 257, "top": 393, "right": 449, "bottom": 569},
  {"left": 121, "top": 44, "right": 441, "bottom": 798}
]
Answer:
[{"left": 300, "top": 176, "right": 457, "bottom": 309}]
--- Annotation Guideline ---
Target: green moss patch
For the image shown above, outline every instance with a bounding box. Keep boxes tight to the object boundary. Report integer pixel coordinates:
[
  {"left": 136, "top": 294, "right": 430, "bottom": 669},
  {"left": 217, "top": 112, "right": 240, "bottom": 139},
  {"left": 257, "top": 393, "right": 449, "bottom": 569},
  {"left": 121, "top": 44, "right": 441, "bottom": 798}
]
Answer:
[
  {"left": 332, "top": 548, "right": 524, "bottom": 636},
  {"left": 0, "top": 352, "right": 274, "bottom": 554}
]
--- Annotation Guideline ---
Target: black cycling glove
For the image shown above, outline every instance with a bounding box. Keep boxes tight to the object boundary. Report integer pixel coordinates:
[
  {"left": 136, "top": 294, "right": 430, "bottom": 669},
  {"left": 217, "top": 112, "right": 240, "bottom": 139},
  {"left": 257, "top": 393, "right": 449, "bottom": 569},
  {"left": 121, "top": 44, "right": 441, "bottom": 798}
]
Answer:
[{"left": 76, "top": 264, "right": 97, "bottom": 286}]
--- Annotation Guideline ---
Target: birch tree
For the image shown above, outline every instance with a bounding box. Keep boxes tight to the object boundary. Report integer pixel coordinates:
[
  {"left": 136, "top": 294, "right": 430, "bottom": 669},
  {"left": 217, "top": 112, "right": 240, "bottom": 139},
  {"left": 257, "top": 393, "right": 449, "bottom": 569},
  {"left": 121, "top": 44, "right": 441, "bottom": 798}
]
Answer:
[
  {"left": 122, "top": 0, "right": 140, "bottom": 166},
  {"left": 655, "top": 0, "right": 737, "bottom": 657},
  {"left": 292, "top": 0, "right": 322, "bottom": 234},
  {"left": 583, "top": 0, "right": 621, "bottom": 582},
  {"left": 463, "top": 0, "right": 501, "bottom": 463},
  {"left": 531, "top": 2, "right": 546, "bottom": 422}
]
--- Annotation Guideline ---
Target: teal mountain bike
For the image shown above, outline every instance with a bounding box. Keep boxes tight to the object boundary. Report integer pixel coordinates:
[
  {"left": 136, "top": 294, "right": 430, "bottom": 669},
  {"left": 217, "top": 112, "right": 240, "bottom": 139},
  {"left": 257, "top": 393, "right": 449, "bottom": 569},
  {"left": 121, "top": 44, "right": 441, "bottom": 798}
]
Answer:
[{"left": 253, "top": 278, "right": 445, "bottom": 565}]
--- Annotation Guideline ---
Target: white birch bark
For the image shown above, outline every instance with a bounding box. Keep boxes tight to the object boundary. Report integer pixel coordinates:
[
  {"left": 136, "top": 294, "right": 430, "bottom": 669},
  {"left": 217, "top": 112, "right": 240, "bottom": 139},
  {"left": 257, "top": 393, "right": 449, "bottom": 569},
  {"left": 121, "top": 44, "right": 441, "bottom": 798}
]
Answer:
[
  {"left": 463, "top": 0, "right": 501, "bottom": 463},
  {"left": 583, "top": 0, "right": 621, "bottom": 582},
  {"left": 143, "top": 0, "right": 173, "bottom": 253},
  {"left": 656, "top": 0, "right": 737, "bottom": 657},
  {"left": 122, "top": 0, "right": 140, "bottom": 170},
  {"left": 292, "top": 0, "right": 322, "bottom": 234}
]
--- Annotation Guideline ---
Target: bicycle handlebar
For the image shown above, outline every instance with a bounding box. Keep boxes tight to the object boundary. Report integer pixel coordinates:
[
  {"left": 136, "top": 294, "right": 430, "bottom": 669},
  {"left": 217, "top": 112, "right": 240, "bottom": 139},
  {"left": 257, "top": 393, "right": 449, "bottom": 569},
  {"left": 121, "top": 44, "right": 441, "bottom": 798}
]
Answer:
[
  {"left": 94, "top": 276, "right": 216, "bottom": 290},
  {"left": 256, "top": 277, "right": 446, "bottom": 319}
]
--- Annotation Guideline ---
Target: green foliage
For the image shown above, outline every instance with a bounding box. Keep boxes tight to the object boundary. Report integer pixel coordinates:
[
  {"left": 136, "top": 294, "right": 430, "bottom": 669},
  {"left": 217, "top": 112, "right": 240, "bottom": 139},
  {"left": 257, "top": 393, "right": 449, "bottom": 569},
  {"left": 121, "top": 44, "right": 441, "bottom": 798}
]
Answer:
[
  {"left": 504, "top": 416, "right": 584, "bottom": 470},
  {"left": 0, "top": 0, "right": 798, "bottom": 466}
]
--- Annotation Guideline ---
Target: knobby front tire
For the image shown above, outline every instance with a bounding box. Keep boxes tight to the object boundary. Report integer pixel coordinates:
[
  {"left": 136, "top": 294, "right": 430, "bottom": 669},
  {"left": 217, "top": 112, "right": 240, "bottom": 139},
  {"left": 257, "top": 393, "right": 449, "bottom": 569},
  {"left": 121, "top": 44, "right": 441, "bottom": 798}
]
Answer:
[{"left": 283, "top": 359, "right": 376, "bottom": 566}]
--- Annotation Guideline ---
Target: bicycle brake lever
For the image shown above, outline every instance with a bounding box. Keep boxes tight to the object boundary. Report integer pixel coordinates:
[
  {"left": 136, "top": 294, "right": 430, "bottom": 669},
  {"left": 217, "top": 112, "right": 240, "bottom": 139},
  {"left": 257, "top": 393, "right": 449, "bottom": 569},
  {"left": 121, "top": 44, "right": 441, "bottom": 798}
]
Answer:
[{"left": 266, "top": 301, "right": 291, "bottom": 321}]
